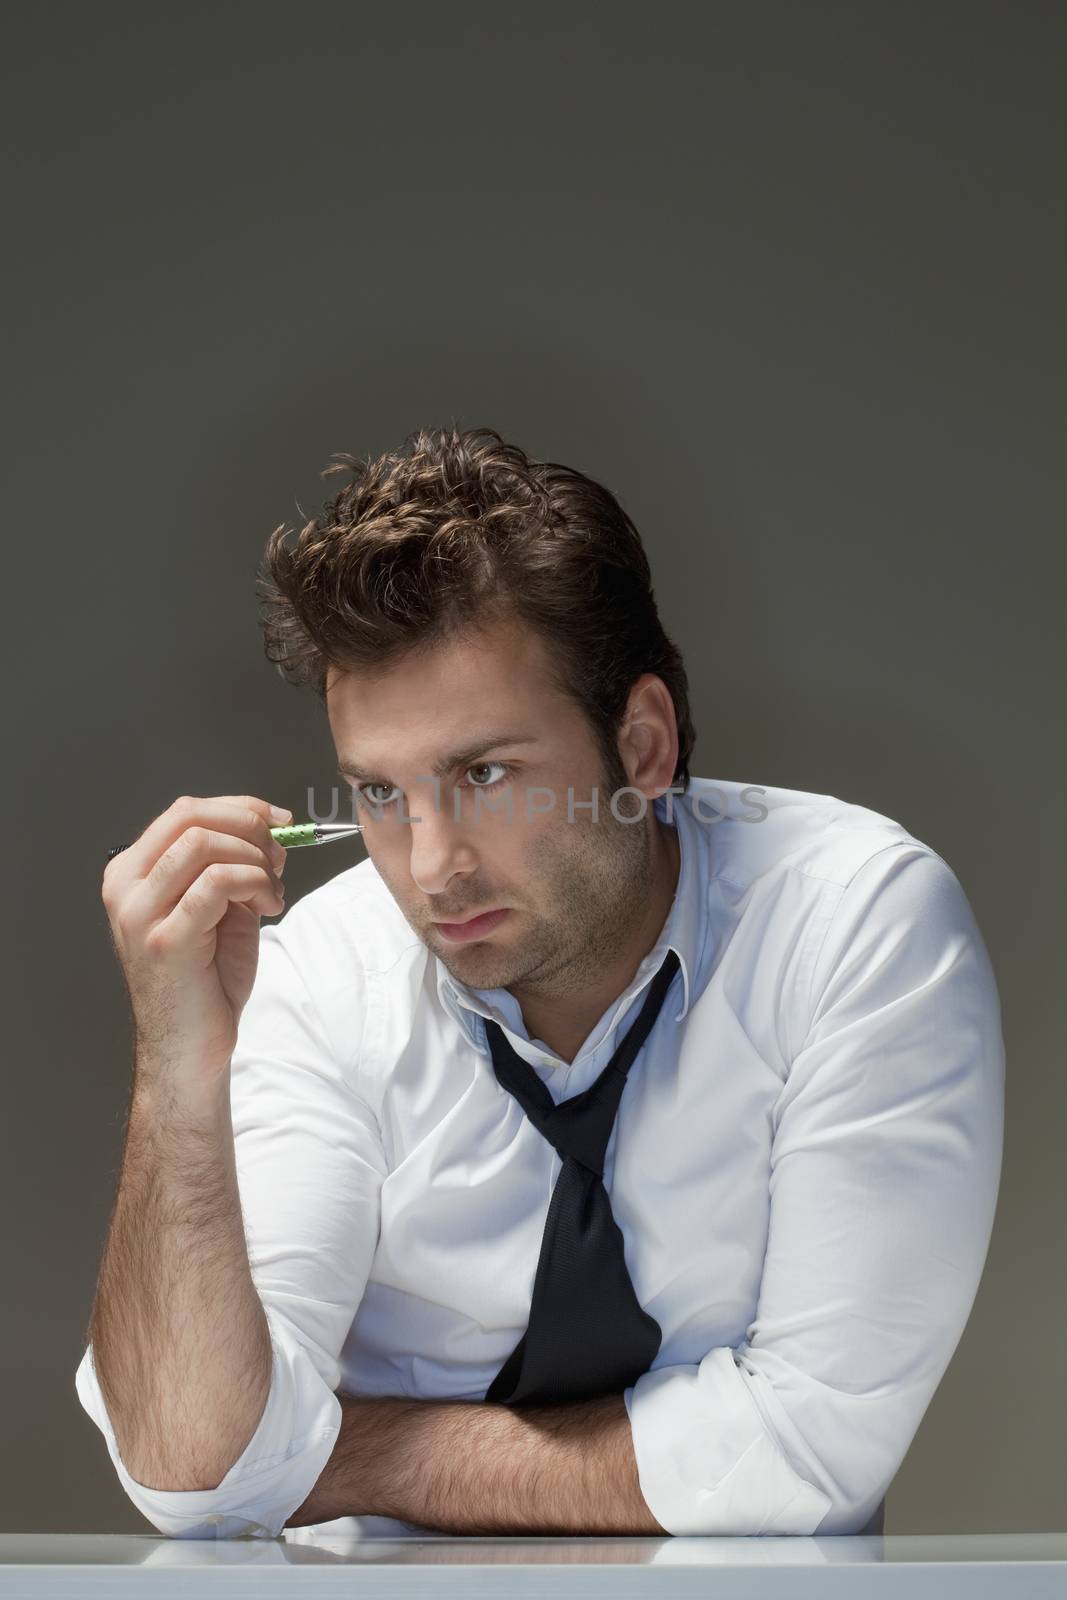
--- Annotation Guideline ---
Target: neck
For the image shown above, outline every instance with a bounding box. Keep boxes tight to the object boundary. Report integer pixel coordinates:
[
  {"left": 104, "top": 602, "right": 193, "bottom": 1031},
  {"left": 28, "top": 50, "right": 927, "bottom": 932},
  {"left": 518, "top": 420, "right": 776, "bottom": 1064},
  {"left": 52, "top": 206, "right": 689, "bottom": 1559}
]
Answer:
[{"left": 519, "top": 817, "right": 682, "bottom": 1066}]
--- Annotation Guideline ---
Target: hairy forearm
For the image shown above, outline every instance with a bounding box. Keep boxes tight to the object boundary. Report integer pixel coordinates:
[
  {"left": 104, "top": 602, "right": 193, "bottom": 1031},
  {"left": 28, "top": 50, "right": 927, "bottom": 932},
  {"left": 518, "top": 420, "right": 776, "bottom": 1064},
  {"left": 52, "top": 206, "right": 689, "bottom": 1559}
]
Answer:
[
  {"left": 285, "top": 1391, "right": 666, "bottom": 1535},
  {"left": 88, "top": 1068, "right": 272, "bottom": 1492}
]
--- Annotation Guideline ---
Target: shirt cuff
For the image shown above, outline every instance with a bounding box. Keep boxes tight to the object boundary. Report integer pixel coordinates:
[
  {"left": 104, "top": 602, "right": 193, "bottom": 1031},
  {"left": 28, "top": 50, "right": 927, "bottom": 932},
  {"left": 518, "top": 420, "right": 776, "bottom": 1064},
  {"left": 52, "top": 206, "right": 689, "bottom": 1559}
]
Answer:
[
  {"left": 624, "top": 1349, "right": 834, "bottom": 1535},
  {"left": 74, "top": 1309, "right": 342, "bottom": 1539}
]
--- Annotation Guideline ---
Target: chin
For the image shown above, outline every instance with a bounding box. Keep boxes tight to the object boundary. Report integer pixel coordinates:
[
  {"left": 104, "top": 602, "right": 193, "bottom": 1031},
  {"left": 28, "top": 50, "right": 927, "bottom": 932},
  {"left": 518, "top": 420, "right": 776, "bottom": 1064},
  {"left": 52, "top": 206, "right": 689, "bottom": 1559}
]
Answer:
[{"left": 438, "top": 941, "right": 514, "bottom": 983}]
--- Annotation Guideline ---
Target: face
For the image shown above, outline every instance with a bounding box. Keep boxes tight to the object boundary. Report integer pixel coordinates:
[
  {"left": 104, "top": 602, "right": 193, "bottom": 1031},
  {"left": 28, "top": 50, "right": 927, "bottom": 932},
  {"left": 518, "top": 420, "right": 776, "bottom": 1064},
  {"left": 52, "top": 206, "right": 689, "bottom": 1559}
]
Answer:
[{"left": 325, "top": 617, "right": 659, "bottom": 1001}]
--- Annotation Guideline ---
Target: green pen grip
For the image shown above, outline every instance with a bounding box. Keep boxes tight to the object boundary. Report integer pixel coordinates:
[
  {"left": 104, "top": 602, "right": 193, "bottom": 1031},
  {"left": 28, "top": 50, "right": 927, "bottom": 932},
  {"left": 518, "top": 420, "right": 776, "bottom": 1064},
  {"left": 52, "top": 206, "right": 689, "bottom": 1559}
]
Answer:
[{"left": 269, "top": 823, "right": 319, "bottom": 848}]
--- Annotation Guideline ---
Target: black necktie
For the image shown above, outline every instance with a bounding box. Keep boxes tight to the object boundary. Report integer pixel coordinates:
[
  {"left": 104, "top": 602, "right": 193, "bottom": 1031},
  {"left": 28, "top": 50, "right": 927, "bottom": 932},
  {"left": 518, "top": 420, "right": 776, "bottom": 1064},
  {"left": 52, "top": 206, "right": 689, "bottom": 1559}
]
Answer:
[{"left": 482, "top": 948, "right": 681, "bottom": 1408}]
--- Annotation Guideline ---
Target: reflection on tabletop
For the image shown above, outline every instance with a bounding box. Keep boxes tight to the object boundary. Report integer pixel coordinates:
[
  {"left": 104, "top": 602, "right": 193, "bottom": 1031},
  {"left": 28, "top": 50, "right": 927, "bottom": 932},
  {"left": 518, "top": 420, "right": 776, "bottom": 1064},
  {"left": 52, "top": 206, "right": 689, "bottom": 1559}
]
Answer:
[{"left": 2, "top": 1533, "right": 1065, "bottom": 1573}]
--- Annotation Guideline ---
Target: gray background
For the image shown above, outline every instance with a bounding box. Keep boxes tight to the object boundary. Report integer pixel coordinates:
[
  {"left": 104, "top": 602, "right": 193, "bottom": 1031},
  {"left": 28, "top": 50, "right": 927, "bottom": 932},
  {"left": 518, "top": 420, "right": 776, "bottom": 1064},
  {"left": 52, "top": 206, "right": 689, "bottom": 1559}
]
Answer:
[{"left": 1, "top": 0, "right": 1062, "bottom": 1536}]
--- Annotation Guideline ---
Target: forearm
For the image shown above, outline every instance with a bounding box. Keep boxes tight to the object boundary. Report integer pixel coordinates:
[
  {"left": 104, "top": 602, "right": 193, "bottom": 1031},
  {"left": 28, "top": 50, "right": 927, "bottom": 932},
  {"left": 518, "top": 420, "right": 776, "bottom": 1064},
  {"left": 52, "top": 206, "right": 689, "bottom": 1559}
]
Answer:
[
  {"left": 88, "top": 1067, "right": 272, "bottom": 1492},
  {"left": 285, "top": 1391, "right": 666, "bottom": 1535}
]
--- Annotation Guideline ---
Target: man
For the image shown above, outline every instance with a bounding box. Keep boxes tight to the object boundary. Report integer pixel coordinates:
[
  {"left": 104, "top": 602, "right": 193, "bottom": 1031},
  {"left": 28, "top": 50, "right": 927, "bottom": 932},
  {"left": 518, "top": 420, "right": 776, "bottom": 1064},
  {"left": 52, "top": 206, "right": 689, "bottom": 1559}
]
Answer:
[{"left": 76, "top": 425, "right": 1004, "bottom": 1541}]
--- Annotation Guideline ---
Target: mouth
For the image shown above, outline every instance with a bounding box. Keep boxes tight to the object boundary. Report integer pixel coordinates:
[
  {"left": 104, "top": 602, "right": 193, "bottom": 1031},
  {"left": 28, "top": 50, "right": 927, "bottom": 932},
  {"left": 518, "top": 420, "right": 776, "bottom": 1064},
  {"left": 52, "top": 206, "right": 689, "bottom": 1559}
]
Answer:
[{"left": 433, "top": 908, "right": 510, "bottom": 943}]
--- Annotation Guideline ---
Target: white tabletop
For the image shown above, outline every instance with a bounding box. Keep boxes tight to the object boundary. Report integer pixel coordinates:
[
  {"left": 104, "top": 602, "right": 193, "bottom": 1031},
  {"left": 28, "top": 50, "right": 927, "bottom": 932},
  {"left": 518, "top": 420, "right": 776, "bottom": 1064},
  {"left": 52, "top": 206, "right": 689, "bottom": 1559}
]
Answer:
[{"left": 1, "top": 1533, "right": 1065, "bottom": 1598}]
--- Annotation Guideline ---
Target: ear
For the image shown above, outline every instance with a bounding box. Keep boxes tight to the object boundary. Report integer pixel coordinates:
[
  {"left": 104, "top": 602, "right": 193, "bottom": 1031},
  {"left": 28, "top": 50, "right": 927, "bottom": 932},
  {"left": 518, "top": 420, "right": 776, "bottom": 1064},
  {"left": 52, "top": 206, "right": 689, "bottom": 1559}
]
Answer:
[{"left": 618, "top": 675, "right": 680, "bottom": 800}]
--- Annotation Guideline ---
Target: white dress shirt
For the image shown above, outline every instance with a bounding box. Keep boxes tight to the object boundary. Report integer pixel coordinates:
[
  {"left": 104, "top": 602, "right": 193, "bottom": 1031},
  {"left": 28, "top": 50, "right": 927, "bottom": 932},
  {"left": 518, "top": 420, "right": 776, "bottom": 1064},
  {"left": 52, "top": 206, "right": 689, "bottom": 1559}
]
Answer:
[{"left": 75, "top": 775, "right": 1004, "bottom": 1541}]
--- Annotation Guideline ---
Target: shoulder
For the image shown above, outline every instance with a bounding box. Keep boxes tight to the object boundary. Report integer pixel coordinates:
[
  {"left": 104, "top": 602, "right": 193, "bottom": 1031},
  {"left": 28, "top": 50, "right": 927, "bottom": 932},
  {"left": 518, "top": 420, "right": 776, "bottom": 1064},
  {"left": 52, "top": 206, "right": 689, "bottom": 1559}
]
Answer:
[
  {"left": 271, "top": 852, "right": 424, "bottom": 978},
  {"left": 685, "top": 778, "right": 998, "bottom": 1061},
  {"left": 684, "top": 775, "right": 928, "bottom": 898},
  {"left": 684, "top": 777, "right": 986, "bottom": 1018},
  {"left": 252, "top": 854, "right": 430, "bottom": 1078}
]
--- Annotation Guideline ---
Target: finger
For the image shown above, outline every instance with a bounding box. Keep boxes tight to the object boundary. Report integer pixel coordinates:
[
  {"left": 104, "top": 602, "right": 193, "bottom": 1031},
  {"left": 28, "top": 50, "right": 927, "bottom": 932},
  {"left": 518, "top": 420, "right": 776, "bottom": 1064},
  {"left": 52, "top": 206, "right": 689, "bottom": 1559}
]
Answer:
[
  {"left": 148, "top": 863, "right": 284, "bottom": 952},
  {"left": 104, "top": 796, "right": 288, "bottom": 896},
  {"left": 123, "top": 829, "right": 286, "bottom": 934}
]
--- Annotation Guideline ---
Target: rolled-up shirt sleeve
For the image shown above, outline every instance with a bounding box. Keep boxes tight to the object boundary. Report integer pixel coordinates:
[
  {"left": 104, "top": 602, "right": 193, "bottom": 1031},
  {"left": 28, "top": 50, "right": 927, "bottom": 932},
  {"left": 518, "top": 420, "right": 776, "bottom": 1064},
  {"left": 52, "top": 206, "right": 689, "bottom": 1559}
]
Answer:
[
  {"left": 75, "top": 917, "right": 387, "bottom": 1539},
  {"left": 624, "top": 843, "right": 1005, "bottom": 1535}
]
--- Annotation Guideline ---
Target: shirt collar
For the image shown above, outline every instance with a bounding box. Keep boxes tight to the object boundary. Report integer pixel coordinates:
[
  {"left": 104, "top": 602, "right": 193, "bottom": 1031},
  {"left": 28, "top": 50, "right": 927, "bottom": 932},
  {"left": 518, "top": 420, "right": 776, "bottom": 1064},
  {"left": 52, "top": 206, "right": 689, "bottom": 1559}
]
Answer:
[{"left": 435, "top": 787, "right": 703, "bottom": 1055}]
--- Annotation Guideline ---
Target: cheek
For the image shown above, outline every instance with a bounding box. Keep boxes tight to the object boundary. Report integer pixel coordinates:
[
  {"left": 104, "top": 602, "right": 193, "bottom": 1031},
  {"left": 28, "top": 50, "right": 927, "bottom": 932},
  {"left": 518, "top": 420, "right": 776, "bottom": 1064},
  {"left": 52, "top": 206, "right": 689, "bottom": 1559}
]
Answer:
[
  {"left": 357, "top": 822, "right": 405, "bottom": 876},
  {"left": 520, "top": 817, "right": 571, "bottom": 883}
]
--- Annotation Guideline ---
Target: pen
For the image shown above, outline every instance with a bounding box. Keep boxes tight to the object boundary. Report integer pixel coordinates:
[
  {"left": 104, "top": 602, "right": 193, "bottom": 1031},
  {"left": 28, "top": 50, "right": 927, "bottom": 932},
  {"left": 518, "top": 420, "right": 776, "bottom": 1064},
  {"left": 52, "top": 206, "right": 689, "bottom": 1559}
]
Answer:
[{"left": 105, "top": 822, "right": 365, "bottom": 863}]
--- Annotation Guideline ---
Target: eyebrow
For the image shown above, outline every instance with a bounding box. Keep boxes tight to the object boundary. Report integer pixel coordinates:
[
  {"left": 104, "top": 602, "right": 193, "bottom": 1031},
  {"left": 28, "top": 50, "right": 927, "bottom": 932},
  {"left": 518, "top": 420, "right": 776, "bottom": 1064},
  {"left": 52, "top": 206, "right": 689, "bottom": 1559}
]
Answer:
[{"left": 336, "top": 731, "right": 540, "bottom": 785}]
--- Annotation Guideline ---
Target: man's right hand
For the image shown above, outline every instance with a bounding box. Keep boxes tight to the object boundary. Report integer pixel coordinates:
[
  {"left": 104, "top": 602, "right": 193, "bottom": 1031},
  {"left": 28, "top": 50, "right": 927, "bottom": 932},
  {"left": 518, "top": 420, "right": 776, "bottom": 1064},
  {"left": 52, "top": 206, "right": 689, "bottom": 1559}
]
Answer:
[{"left": 101, "top": 794, "right": 290, "bottom": 1091}]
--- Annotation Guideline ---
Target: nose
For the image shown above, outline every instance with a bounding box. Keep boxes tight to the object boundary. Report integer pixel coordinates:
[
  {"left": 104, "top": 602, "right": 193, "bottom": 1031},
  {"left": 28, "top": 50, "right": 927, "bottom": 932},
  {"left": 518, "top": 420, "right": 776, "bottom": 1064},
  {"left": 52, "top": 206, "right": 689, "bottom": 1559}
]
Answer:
[{"left": 406, "top": 788, "right": 479, "bottom": 896}]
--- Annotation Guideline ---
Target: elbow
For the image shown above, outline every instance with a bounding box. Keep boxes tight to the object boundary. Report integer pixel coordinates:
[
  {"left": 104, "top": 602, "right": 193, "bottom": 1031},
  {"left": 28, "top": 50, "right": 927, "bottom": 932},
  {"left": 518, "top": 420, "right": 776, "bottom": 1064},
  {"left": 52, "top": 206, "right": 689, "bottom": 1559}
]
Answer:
[
  {"left": 110, "top": 1446, "right": 240, "bottom": 1498},
  {"left": 150, "top": 1513, "right": 280, "bottom": 1541},
  {"left": 76, "top": 1327, "right": 344, "bottom": 1541}
]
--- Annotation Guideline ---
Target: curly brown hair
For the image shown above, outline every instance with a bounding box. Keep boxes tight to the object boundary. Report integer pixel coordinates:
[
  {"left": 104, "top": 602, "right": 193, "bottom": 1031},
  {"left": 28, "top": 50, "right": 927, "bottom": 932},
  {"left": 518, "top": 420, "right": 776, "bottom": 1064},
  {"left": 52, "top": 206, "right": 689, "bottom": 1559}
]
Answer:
[{"left": 257, "top": 424, "right": 696, "bottom": 791}]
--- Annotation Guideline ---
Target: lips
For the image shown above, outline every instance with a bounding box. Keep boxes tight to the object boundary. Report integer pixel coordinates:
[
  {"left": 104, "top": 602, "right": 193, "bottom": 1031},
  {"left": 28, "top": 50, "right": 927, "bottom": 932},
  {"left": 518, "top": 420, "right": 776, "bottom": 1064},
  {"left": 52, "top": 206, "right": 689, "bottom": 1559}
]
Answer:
[
  {"left": 435, "top": 909, "right": 500, "bottom": 926},
  {"left": 433, "top": 907, "right": 510, "bottom": 943}
]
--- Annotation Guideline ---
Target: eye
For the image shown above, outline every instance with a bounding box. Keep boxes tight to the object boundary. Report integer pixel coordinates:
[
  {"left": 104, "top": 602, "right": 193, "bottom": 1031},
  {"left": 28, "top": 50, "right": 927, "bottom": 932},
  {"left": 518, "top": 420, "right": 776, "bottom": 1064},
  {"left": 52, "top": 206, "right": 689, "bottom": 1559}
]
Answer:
[
  {"left": 355, "top": 777, "right": 399, "bottom": 806},
  {"left": 357, "top": 780, "right": 400, "bottom": 807},
  {"left": 462, "top": 761, "right": 512, "bottom": 790},
  {"left": 354, "top": 762, "right": 514, "bottom": 810}
]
